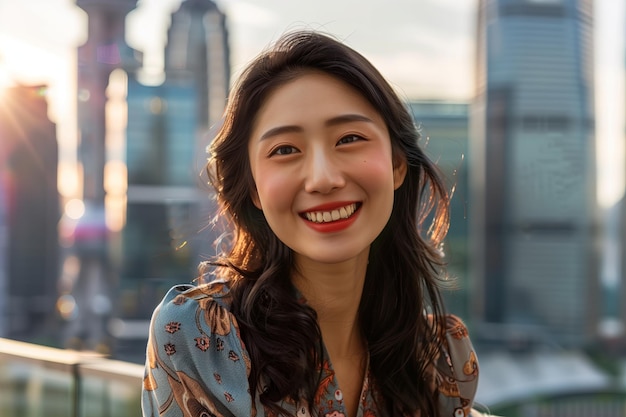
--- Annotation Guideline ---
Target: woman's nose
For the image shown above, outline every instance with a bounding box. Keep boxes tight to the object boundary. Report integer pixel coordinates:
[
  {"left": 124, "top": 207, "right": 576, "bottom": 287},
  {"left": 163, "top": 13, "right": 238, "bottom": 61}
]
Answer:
[{"left": 303, "top": 149, "right": 345, "bottom": 194}]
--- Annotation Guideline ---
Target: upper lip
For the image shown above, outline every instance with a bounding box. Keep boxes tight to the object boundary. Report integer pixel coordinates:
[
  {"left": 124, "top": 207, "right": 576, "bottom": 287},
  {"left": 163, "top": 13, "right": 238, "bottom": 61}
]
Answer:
[{"left": 299, "top": 201, "right": 359, "bottom": 213}]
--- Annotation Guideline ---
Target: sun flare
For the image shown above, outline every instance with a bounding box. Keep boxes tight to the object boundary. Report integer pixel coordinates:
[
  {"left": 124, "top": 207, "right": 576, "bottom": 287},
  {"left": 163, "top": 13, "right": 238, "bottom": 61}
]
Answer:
[{"left": 0, "top": 62, "right": 12, "bottom": 98}]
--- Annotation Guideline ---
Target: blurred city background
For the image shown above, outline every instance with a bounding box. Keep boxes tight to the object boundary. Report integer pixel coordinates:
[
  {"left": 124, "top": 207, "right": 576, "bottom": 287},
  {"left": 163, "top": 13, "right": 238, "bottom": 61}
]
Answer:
[{"left": 0, "top": 0, "right": 625, "bottom": 416}]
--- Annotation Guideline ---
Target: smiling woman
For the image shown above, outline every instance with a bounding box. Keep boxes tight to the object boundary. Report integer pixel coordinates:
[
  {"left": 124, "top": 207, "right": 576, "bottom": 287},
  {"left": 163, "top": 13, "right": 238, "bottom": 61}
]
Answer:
[{"left": 141, "top": 30, "right": 490, "bottom": 417}]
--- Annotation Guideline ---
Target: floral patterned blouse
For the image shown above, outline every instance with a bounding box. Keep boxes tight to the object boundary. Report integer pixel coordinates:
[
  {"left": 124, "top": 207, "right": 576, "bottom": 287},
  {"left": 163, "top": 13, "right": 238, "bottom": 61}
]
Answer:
[{"left": 142, "top": 280, "right": 483, "bottom": 417}]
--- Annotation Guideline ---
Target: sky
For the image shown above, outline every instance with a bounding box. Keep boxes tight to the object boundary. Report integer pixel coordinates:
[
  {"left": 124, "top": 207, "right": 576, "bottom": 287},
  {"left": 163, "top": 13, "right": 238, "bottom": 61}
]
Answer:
[{"left": 0, "top": 0, "right": 624, "bottom": 206}]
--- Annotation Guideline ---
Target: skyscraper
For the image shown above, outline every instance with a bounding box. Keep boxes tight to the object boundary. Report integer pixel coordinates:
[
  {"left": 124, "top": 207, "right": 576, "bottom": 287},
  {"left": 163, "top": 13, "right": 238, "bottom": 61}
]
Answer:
[
  {"left": 76, "top": 0, "right": 140, "bottom": 204},
  {"left": 0, "top": 85, "right": 59, "bottom": 341},
  {"left": 120, "top": 80, "right": 200, "bottom": 322},
  {"left": 0, "top": 164, "right": 7, "bottom": 337},
  {"left": 70, "top": 0, "right": 140, "bottom": 351},
  {"left": 165, "top": 0, "right": 230, "bottom": 131},
  {"left": 408, "top": 101, "right": 470, "bottom": 318},
  {"left": 472, "top": 0, "right": 597, "bottom": 348},
  {"left": 613, "top": 2, "right": 626, "bottom": 350},
  {"left": 113, "top": 0, "right": 230, "bottom": 362}
]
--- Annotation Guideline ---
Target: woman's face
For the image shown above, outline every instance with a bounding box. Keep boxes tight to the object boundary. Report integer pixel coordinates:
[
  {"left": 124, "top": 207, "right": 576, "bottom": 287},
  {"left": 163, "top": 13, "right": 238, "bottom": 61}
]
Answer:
[{"left": 247, "top": 71, "right": 406, "bottom": 266}]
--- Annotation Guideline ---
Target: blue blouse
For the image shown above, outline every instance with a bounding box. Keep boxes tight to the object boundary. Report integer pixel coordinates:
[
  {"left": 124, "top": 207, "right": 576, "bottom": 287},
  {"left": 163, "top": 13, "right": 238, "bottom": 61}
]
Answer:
[{"left": 142, "top": 280, "right": 482, "bottom": 417}]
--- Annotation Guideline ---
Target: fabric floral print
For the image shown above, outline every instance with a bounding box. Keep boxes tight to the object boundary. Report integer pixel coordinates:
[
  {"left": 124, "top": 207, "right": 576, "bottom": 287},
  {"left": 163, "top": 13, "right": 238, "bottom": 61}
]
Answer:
[{"left": 142, "top": 282, "right": 482, "bottom": 417}]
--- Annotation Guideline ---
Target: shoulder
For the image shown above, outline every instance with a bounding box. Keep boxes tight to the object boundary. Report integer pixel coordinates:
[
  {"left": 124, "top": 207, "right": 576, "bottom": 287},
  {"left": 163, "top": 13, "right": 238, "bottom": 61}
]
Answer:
[
  {"left": 160, "top": 279, "right": 233, "bottom": 311},
  {"left": 147, "top": 279, "right": 246, "bottom": 363},
  {"left": 148, "top": 281, "right": 237, "bottom": 348},
  {"left": 143, "top": 280, "right": 253, "bottom": 416},
  {"left": 441, "top": 315, "right": 477, "bottom": 372},
  {"left": 433, "top": 315, "right": 480, "bottom": 417}
]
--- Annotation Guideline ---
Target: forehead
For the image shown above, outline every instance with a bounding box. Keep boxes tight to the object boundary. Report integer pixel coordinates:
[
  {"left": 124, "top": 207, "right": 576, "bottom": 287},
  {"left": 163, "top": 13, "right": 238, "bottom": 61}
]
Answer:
[{"left": 252, "top": 71, "right": 385, "bottom": 131}]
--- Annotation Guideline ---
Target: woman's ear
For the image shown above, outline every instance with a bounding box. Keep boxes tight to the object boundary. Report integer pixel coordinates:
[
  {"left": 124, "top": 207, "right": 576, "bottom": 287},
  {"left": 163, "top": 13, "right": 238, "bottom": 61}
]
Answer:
[{"left": 393, "top": 156, "right": 407, "bottom": 190}]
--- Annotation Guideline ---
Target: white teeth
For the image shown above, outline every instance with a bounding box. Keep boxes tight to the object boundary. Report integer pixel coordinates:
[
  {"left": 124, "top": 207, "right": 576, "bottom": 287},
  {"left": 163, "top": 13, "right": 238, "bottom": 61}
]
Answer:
[{"left": 304, "top": 203, "right": 357, "bottom": 223}]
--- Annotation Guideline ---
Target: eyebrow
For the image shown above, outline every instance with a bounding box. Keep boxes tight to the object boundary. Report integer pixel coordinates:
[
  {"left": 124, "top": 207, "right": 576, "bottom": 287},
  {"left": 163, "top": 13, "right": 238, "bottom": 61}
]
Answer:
[{"left": 258, "top": 113, "right": 376, "bottom": 141}]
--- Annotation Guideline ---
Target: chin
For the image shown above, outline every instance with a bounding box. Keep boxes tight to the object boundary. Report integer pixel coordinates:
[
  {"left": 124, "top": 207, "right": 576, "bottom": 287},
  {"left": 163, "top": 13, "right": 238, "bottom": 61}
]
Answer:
[{"left": 296, "top": 247, "right": 370, "bottom": 266}]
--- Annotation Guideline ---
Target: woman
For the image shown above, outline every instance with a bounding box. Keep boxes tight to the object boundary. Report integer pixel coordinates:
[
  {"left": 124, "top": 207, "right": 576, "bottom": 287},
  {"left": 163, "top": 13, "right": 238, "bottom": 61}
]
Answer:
[{"left": 142, "top": 30, "right": 484, "bottom": 417}]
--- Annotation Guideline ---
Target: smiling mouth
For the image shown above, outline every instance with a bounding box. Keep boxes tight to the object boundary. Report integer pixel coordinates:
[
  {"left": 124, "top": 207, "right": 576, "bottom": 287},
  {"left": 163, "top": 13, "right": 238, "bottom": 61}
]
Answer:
[{"left": 302, "top": 203, "right": 360, "bottom": 224}]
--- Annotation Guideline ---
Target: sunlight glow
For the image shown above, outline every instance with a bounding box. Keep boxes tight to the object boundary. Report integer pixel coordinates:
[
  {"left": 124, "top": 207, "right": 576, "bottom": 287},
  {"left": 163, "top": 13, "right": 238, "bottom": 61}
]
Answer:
[
  {"left": 104, "top": 160, "right": 128, "bottom": 233},
  {"left": 595, "top": 0, "right": 626, "bottom": 208},
  {"left": 58, "top": 162, "right": 79, "bottom": 197},
  {"left": 104, "top": 160, "right": 127, "bottom": 195},
  {"left": 0, "top": 58, "right": 12, "bottom": 97},
  {"left": 0, "top": 35, "right": 60, "bottom": 84},
  {"left": 56, "top": 294, "right": 78, "bottom": 320},
  {"left": 65, "top": 198, "right": 85, "bottom": 220},
  {"left": 105, "top": 194, "right": 126, "bottom": 233},
  {"left": 0, "top": 74, "right": 9, "bottom": 97}
]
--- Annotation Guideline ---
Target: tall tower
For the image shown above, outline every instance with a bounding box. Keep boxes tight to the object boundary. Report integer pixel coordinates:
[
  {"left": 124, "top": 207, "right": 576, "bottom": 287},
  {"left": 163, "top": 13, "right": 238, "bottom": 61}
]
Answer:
[
  {"left": 0, "top": 85, "right": 59, "bottom": 341},
  {"left": 76, "top": 0, "right": 140, "bottom": 203},
  {"left": 619, "top": 4, "right": 626, "bottom": 350},
  {"left": 70, "top": 0, "right": 140, "bottom": 351},
  {"left": 165, "top": 0, "right": 230, "bottom": 131},
  {"left": 409, "top": 101, "right": 470, "bottom": 318},
  {"left": 471, "top": 0, "right": 597, "bottom": 348},
  {"left": 111, "top": 0, "right": 230, "bottom": 362}
]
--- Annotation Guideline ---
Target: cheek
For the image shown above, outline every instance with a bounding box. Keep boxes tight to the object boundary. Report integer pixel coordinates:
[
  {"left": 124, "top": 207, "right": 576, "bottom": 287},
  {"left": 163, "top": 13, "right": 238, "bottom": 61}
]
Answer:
[
  {"left": 248, "top": 151, "right": 292, "bottom": 211},
  {"left": 356, "top": 155, "right": 396, "bottom": 190},
  {"left": 255, "top": 170, "right": 294, "bottom": 210}
]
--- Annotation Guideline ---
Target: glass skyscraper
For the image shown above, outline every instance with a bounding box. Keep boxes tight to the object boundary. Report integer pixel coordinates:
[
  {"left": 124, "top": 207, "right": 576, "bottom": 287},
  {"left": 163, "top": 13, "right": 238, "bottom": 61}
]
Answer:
[
  {"left": 70, "top": 0, "right": 141, "bottom": 353},
  {"left": 113, "top": 0, "right": 230, "bottom": 362},
  {"left": 121, "top": 80, "right": 200, "bottom": 318},
  {"left": 164, "top": 0, "right": 230, "bottom": 131},
  {"left": 472, "top": 0, "right": 598, "bottom": 348},
  {"left": 0, "top": 85, "right": 59, "bottom": 342},
  {"left": 408, "top": 101, "right": 470, "bottom": 318}
]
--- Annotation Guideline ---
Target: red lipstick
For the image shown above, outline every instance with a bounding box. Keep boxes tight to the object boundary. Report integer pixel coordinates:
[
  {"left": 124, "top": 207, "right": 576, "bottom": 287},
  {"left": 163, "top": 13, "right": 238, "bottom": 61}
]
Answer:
[{"left": 301, "top": 202, "right": 361, "bottom": 233}]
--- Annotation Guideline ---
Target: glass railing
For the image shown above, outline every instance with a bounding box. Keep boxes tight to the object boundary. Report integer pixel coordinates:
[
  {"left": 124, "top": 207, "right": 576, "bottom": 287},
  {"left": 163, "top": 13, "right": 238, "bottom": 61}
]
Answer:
[
  {"left": 0, "top": 338, "right": 144, "bottom": 417},
  {"left": 2, "top": 337, "right": 626, "bottom": 417}
]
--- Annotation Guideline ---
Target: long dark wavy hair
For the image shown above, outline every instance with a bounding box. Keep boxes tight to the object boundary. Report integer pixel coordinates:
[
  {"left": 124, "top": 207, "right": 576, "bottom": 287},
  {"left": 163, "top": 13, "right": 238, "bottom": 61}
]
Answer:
[{"left": 206, "top": 30, "right": 450, "bottom": 417}]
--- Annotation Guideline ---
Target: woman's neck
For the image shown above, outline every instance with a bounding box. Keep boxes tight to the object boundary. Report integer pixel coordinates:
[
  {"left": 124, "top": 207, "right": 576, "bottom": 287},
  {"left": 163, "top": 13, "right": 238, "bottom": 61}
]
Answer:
[{"left": 291, "top": 249, "right": 368, "bottom": 358}]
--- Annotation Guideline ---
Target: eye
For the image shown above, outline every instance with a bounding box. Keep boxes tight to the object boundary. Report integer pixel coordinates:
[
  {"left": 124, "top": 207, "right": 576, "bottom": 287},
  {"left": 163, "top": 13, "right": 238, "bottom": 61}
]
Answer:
[
  {"left": 269, "top": 145, "right": 299, "bottom": 156},
  {"left": 337, "top": 134, "right": 364, "bottom": 145}
]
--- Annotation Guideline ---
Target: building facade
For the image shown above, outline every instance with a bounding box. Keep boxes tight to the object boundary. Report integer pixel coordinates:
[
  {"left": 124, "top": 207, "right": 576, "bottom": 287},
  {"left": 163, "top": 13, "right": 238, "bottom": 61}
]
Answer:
[
  {"left": 119, "top": 80, "right": 201, "bottom": 323},
  {"left": 76, "top": 0, "right": 140, "bottom": 204},
  {"left": 0, "top": 85, "right": 59, "bottom": 342},
  {"left": 112, "top": 0, "right": 230, "bottom": 362},
  {"left": 164, "top": 0, "right": 230, "bottom": 131},
  {"left": 472, "top": 0, "right": 598, "bottom": 348},
  {"left": 0, "top": 164, "right": 7, "bottom": 337},
  {"left": 408, "top": 101, "right": 470, "bottom": 318},
  {"left": 65, "top": 0, "right": 141, "bottom": 352}
]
